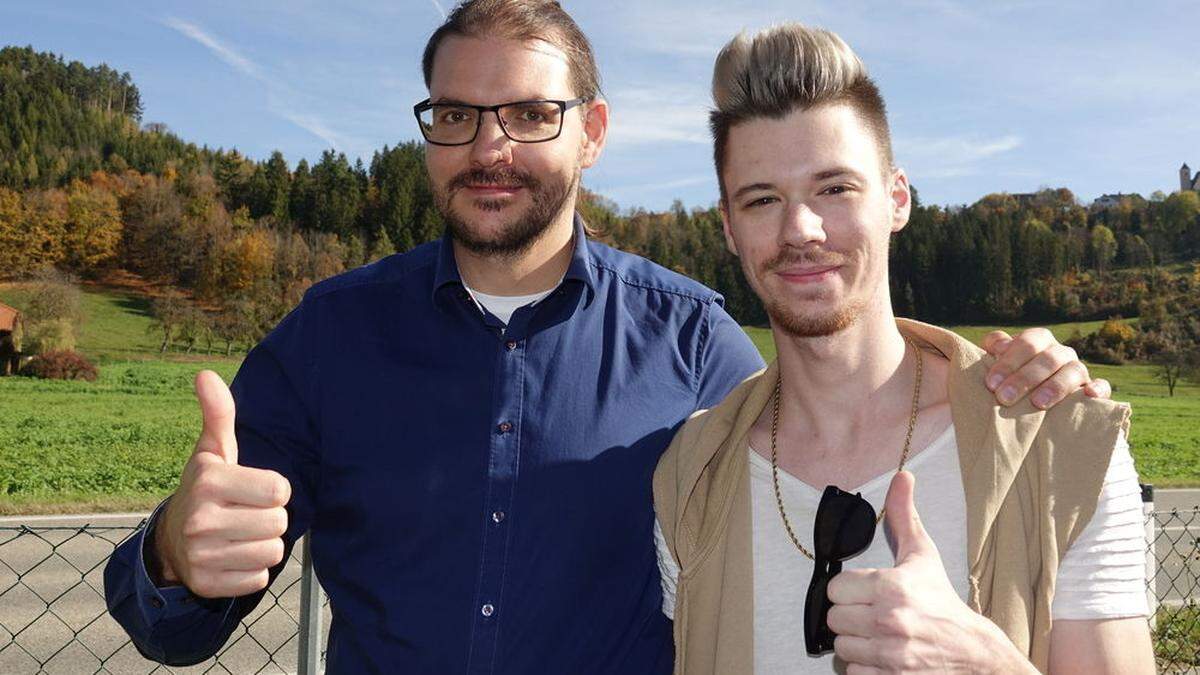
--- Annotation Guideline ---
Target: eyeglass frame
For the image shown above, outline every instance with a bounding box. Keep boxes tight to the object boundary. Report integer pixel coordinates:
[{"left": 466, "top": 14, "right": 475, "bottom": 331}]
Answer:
[
  {"left": 412, "top": 96, "right": 592, "bottom": 146},
  {"left": 804, "top": 484, "right": 877, "bottom": 655}
]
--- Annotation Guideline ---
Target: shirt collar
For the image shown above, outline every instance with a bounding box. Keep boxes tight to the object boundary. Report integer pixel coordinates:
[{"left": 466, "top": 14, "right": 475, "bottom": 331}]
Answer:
[{"left": 432, "top": 212, "right": 597, "bottom": 308}]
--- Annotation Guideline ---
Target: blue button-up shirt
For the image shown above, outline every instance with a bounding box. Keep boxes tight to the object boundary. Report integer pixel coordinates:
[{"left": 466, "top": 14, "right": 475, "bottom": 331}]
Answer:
[{"left": 105, "top": 217, "right": 765, "bottom": 673}]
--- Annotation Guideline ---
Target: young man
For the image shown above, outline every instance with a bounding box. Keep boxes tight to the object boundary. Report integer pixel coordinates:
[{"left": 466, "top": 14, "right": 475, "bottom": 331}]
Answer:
[
  {"left": 653, "top": 24, "right": 1154, "bottom": 674},
  {"left": 105, "top": 2, "right": 1109, "bottom": 672}
]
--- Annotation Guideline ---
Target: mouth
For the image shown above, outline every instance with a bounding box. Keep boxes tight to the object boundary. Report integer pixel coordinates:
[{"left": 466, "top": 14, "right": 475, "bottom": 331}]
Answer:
[
  {"left": 774, "top": 265, "right": 840, "bottom": 284},
  {"left": 463, "top": 183, "right": 524, "bottom": 198}
]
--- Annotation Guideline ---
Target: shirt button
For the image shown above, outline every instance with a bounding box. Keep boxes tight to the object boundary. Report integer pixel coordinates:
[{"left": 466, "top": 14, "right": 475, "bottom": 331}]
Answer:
[
  {"left": 481, "top": 603, "right": 495, "bottom": 617},
  {"left": 505, "top": 340, "right": 518, "bottom": 351},
  {"left": 492, "top": 511, "right": 506, "bottom": 523},
  {"left": 497, "top": 421, "right": 512, "bottom": 433}
]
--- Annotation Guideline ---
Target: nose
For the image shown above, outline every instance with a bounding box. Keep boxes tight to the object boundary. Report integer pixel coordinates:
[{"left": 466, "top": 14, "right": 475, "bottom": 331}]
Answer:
[
  {"left": 469, "top": 111, "right": 514, "bottom": 168},
  {"left": 780, "top": 202, "right": 826, "bottom": 247}
]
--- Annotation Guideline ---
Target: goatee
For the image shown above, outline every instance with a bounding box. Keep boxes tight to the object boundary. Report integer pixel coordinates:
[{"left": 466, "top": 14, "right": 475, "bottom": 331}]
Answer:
[{"left": 434, "top": 166, "right": 578, "bottom": 257}]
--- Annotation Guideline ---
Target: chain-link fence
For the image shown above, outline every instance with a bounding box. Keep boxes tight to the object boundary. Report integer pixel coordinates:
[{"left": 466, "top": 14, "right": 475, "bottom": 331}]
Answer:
[
  {"left": 0, "top": 521, "right": 329, "bottom": 674},
  {"left": 1149, "top": 498, "right": 1200, "bottom": 674},
  {"left": 1, "top": 494, "right": 1198, "bottom": 674}
]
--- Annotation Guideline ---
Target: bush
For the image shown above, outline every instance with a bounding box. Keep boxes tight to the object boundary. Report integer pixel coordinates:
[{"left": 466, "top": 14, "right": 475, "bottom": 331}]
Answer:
[
  {"left": 23, "top": 317, "right": 75, "bottom": 354},
  {"left": 20, "top": 350, "right": 98, "bottom": 381}
]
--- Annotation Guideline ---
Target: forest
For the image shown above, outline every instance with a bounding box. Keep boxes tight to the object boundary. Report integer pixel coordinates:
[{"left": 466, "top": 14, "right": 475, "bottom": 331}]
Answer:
[{"left": 2, "top": 45, "right": 1199, "bottom": 355}]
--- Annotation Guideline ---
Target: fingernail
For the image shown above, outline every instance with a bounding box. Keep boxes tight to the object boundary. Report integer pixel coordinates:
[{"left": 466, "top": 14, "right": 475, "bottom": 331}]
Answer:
[
  {"left": 999, "top": 386, "right": 1017, "bottom": 405},
  {"left": 987, "top": 374, "right": 1003, "bottom": 391},
  {"left": 1033, "top": 391, "right": 1052, "bottom": 408}
]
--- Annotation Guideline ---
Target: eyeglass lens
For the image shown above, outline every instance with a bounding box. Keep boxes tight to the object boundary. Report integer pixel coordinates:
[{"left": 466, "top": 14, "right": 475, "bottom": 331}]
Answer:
[{"left": 418, "top": 101, "right": 564, "bottom": 144}]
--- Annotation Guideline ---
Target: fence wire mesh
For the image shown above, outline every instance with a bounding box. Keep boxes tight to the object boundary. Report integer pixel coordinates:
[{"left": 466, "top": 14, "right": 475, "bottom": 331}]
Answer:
[
  {"left": 0, "top": 507, "right": 1196, "bottom": 674},
  {"left": 1152, "top": 506, "right": 1200, "bottom": 673},
  {"left": 0, "top": 522, "right": 329, "bottom": 674}
]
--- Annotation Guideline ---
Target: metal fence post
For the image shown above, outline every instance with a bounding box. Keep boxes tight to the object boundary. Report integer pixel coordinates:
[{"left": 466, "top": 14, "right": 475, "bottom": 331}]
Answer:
[
  {"left": 298, "top": 536, "right": 322, "bottom": 675},
  {"left": 1141, "top": 483, "right": 1156, "bottom": 631}
]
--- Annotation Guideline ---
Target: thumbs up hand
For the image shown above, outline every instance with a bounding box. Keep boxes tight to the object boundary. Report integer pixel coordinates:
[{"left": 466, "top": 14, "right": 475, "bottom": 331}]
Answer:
[
  {"left": 153, "top": 371, "right": 293, "bottom": 598},
  {"left": 824, "top": 471, "right": 1033, "bottom": 674}
]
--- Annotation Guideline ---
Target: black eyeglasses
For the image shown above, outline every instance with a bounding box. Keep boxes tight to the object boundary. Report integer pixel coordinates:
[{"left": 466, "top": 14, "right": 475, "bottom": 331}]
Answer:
[
  {"left": 413, "top": 97, "right": 590, "bottom": 146},
  {"left": 804, "top": 485, "right": 877, "bottom": 655}
]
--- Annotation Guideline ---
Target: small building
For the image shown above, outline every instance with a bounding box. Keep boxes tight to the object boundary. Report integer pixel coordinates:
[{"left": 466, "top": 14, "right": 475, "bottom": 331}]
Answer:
[
  {"left": 1182, "top": 163, "right": 1200, "bottom": 192},
  {"left": 1092, "top": 193, "right": 1139, "bottom": 210},
  {"left": 0, "top": 301, "right": 22, "bottom": 375}
]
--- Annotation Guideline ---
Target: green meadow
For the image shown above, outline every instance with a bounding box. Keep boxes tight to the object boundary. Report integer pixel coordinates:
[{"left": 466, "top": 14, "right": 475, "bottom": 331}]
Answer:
[{"left": 1, "top": 287, "right": 1197, "bottom": 514}]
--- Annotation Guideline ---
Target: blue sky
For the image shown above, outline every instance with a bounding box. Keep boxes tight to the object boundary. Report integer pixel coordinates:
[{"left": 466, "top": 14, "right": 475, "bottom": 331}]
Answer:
[{"left": 2, "top": 1, "right": 1196, "bottom": 212}]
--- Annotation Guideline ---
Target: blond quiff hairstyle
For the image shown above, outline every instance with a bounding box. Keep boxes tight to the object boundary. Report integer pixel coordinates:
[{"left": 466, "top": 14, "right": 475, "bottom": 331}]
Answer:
[{"left": 709, "top": 23, "right": 893, "bottom": 201}]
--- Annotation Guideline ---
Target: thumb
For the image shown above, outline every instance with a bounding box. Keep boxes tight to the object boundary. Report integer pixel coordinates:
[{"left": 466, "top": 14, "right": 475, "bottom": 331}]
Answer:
[
  {"left": 885, "top": 470, "right": 936, "bottom": 564},
  {"left": 195, "top": 370, "right": 238, "bottom": 464}
]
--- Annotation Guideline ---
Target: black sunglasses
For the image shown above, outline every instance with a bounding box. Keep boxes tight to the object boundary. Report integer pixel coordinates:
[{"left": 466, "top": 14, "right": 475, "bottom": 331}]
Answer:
[{"left": 804, "top": 485, "right": 877, "bottom": 655}]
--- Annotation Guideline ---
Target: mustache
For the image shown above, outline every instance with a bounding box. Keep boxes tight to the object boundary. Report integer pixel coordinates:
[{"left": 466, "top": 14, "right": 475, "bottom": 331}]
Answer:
[
  {"left": 449, "top": 168, "right": 540, "bottom": 192},
  {"left": 763, "top": 248, "right": 849, "bottom": 272}
]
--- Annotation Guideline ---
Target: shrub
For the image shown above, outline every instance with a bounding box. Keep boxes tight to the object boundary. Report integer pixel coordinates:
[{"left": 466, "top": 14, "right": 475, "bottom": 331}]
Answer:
[{"left": 20, "top": 349, "right": 98, "bottom": 381}]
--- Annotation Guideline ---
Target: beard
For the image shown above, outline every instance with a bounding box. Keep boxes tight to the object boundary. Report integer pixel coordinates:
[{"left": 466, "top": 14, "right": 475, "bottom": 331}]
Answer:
[
  {"left": 433, "top": 164, "right": 579, "bottom": 258},
  {"left": 753, "top": 247, "right": 866, "bottom": 338}
]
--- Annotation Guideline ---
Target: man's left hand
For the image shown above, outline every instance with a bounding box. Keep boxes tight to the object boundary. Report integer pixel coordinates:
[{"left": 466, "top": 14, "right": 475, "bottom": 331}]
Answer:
[
  {"left": 825, "top": 471, "right": 1036, "bottom": 674},
  {"left": 981, "top": 328, "right": 1112, "bottom": 408}
]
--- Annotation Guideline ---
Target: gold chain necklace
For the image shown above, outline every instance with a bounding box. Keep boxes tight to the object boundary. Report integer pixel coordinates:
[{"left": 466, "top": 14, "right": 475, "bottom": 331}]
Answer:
[{"left": 770, "top": 336, "right": 923, "bottom": 560}]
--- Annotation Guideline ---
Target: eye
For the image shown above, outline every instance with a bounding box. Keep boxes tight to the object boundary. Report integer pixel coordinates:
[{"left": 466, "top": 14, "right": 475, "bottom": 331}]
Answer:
[
  {"left": 743, "top": 196, "right": 778, "bottom": 209},
  {"left": 821, "top": 184, "right": 852, "bottom": 195},
  {"left": 439, "top": 108, "right": 472, "bottom": 124},
  {"left": 518, "top": 109, "right": 546, "bottom": 123}
]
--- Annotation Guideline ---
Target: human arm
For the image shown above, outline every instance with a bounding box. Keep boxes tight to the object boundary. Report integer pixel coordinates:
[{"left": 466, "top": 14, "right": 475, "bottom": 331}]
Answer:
[
  {"left": 1047, "top": 434, "right": 1155, "bottom": 675},
  {"left": 104, "top": 306, "right": 320, "bottom": 665}
]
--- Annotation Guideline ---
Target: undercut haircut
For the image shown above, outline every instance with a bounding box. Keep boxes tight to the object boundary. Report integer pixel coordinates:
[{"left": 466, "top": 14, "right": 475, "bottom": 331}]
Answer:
[
  {"left": 709, "top": 23, "right": 893, "bottom": 202},
  {"left": 422, "top": 0, "right": 601, "bottom": 101}
]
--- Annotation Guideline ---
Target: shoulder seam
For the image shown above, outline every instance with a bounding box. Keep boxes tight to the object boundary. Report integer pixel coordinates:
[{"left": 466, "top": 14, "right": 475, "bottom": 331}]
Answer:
[
  {"left": 587, "top": 259, "right": 717, "bottom": 304},
  {"left": 305, "top": 255, "right": 437, "bottom": 301}
]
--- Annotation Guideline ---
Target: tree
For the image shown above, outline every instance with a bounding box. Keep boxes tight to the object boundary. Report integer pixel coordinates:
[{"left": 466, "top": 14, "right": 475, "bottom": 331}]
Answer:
[
  {"left": 63, "top": 180, "right": 122, "bottom": 271},
  {"left": 1089, "top": 224, "right": 1117, "bottom": 273},
  {"left": 1151, "top": 320, "right": 1200, "bottom": 397},
  {"left": 368, "top": 226, "right": 396, "bottom": 262},
  {"left": 148, "top": 289, "right": 191, "bottom": 352}
]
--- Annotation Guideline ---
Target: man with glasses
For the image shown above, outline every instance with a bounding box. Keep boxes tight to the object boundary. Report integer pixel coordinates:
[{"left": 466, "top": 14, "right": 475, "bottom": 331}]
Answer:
[
  {"left": 653, "top": 23, "right": 1154, "bottom": 674},
  {"left": 105, "top": 1, "right": 1110, "bottom": 672}
]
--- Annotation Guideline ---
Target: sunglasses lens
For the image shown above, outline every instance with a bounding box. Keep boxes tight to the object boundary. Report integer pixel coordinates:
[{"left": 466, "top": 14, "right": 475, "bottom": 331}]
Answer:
[
  {"left": 812, "top": 486, "right": 877, "bottom": 560},
  {"left": 804, "top": 561, "right": 838, "bottom": 655}
]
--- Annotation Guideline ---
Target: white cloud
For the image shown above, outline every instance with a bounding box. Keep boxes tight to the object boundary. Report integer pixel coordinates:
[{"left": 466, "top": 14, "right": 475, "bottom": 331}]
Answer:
[
  {"left": 427, "top": 0, "right": 447, "bottom": 19},
  {"left": 162, "top": 18, "right": 262, "bottom": 80},
  {"left": 605, "top": 87, "right": 712, "bottom": 146},
  {"left": 896, "top": 134, "right": 1022, "bottom": 178},
  {"left": 163, "top": 16, "right": 358, "bottom": 152}
]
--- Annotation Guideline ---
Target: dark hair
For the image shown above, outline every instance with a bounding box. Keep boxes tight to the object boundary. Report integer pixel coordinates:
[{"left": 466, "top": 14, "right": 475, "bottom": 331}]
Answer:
[
  {"left": 709, "top": 24, "right": 893, "bottom": 203},
  {"left": 422, "top": 0, "right": 601, "bottom": 100}
]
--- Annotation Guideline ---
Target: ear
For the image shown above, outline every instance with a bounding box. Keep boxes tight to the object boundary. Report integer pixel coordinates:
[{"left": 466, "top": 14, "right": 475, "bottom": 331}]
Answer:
[
  {"left": 579, "top": 97, "right": 609, "bottom": 169},
  {"left": 889, "top": 167, "right": 912, "bottom": 234},
  {"left": 719, "top": 200, "right": 740, "bottom": 257}
]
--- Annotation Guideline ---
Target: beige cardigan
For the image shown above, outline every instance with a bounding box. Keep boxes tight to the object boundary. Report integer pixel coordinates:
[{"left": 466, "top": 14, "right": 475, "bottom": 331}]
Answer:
[{"left": 652, "top": 319, "right": 1131, "bottom": 674}]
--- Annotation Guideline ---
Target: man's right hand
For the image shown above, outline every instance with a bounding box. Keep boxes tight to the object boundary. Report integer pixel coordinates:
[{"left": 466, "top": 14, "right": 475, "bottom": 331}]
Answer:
[{"left": 154, "top": 370, "right": 292, "bottom": 598}]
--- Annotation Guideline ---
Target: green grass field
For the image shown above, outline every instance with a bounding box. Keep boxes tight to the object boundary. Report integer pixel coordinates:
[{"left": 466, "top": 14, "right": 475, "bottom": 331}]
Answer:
[{"left": 1, "top": 286, "right": 1197, "bottom": 513}]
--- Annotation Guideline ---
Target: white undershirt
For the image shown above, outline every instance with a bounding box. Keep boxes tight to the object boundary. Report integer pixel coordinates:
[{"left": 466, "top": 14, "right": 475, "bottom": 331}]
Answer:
[
  {"left": 463, "top": 284, "right": 556, "bottom": 325},
  {"left": 654, "top": 429, "right": 1148, "bottom": 673}
]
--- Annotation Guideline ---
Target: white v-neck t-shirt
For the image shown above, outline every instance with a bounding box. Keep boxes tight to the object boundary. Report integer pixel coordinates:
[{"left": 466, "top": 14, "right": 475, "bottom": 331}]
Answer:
[{"left": 654, "top": 428, "right": 1147, "bottom": 673}]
